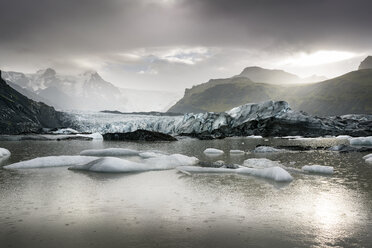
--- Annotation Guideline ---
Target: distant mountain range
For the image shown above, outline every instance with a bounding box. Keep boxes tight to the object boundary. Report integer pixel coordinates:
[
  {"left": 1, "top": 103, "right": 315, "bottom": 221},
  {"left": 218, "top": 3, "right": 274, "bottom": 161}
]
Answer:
[
  {"left": 168, "top": 57, "right": 372, "bottom": 116},
  {"left": 2, "top": 68, "right": 180, "bottom": 112},
  {"left": 0, "top": 70, "right": 64, "bottom": 134}
]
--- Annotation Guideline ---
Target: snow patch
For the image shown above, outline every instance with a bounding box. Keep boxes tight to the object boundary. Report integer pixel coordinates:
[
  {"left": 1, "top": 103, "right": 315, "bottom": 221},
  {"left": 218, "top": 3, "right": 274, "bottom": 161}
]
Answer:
[{"left": 302, "top": 165, "right": 334, "bottom": 174}]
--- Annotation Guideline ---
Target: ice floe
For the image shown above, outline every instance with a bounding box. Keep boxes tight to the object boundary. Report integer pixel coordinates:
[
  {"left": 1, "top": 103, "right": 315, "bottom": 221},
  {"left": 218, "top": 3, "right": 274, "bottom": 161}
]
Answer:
[
  {"left": 349, "top": 136, "right": 372, "bottom": 146},
  {"left": 80, "top": 148, "right": 140, "bottom": 156},
  {"left": 203, "top": 148, "right": 224, "bottom": 155},
  {"left": 229, "top": 150, "right": 245, "bottom": 155},
  {"left": 246, "top": 135, "right": 263, "bottom": 139},
  {"left": 363, "top": 154, "right": 372, "bottom": 160},
  {"left": 253, "top": 146, "right": 284, "bottom": 153},
  {"left": 4, "top": 156, "right": 98, "bottom": 169},
  {"left": 302, "top": 165, "right": 334, "bottom": 174},
  {"left": 243, "top": 158, "right": 282, "bottom": 168},
  {"left": 138, "top": 151, "right": 165, "bottom": 158},
  {"left": 70, "top": 154, "right": 199, "bottom": 172},
  {"left": 177, "top": 165, "right": 293, "bottom": 182},
  {"left": 77, "top": 132, "right": 103, "bottom": 140},
  {"left": 52, "top": 128, "right": 79, "bottom": 134},
  {"left": 0, "top": 148, "right": 11, "bottom": 158}
]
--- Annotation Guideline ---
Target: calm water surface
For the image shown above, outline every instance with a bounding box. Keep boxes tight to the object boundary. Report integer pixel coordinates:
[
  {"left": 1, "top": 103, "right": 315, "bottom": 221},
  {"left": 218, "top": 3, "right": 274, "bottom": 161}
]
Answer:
[{"left": 0, "top": 137, "right": 371, "bottom": 248}]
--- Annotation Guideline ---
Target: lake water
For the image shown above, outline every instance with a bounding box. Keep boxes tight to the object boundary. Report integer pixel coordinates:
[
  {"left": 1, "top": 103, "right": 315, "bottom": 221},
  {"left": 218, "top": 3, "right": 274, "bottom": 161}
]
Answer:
[{"left": 0, "top": 137, "right": 371, "bottom": 248}]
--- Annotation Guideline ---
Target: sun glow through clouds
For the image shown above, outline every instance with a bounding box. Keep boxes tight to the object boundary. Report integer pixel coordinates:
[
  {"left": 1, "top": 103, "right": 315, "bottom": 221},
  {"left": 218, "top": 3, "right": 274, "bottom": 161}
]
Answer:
[{"left": 281, "top": 51, "right": 357, "bottom": 67}]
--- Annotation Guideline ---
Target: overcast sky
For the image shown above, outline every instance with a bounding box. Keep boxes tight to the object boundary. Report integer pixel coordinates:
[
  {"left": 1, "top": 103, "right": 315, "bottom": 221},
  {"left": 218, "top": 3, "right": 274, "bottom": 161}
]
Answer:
[{"left": 1, "top": 0, "right": 371, "bottom": 91}]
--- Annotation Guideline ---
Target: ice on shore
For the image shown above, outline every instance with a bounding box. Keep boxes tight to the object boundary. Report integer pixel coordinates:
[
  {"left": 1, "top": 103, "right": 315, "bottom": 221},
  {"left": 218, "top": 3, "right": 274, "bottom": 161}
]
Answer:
[
  {"left": 4, "top": 156, "right": 98, "bottom": 169},
  {"left": 203, "top": 148, "right": 224, "bottom": 155},
  {"left": 253, "top": 146, "right": 284, "bottom": 153},
  {"left": 243, "top": 158, "right": 281, "bottom": 168},
  {"left": 80, "top": 148, "right": 140, "bottom": 156},
  {"left": 70, "top": 154, "right": 199, "bottom": 172},
  {"left": 0, "top": 148, "right": 11, "bottom": 158},
  {"left": 229, "top": 150, "right": 245, "bottom": 155},
  {"left": 349, "top": 136, "right": 372, "bottom": 146},
  {"left": 302, "top": 165, "right": 334, "bottom": 174}
]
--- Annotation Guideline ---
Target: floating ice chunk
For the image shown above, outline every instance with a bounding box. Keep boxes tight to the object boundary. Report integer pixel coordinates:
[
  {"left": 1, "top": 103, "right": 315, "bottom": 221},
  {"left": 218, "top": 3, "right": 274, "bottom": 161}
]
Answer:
[
  {"left": 70, "top": 154, "right": 199, "bottom": 173},
  {"left": 0, "top": 148, "right": 11, "bottom": 158},
  {"left": 52, "top": 128, "right": 79, "bottom": 134},
  {"left": 236, "top": 166, "right": 293, "bottom": 182},
  {"left": 203, "top": 148, "right": 224, "bottom": 155},
  {"left": 243, "top": 158, "right": 281, "bottom": 168},
  {"left": 253, "top": 146, "right": 284, "bottom": 153},
  {"left": 335, "top": 135, "right": 351, "bottom": 140},
  {"left": 365, "top": 158, "right": 372, "bottom": 164},
  {"left": 77, "top": 132, "right": 103, "bottom": 140},
  {"left": 177, "top": 165, "right": 293, "bottom": 182},
  {"left": 246, "top": 135, "right": 263, "bottom": 139},
  {"left": 139, "top": 151, "right": 165, "bottom": 158},
  {"left": 229, "top": 150, "right": 245, "bottom": 155},
  {"left": 4, "top": 156, "right": 98, "bottom": 169},
  {"left": 302, "top": 165, "right": 334, "bottom": 174},
  {"left": 144, "top": 154, "right": 199, "bottom": 169},
  {"left": 363, "top": 153, "right": 372, "bottom": 160},
  {"left": 80, "top": 148, "right": 140, "bottom": 156},
  {"left": 177, "top": 166, "right": 235, "bottom": 174},
  {"left": 349, "top": 136, "right": 372, "bottom": 146}
]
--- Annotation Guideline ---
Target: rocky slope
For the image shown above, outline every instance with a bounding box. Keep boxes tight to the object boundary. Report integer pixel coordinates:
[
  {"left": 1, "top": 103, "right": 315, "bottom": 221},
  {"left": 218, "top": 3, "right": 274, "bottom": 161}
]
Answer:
[
  {"left": 0, "top": 70, "right": 66, "bottom": 134},
  {"left": 359, "top": 56, "right": 372, "bottom": 70},
  {"left": 169, "top": 60, "right": 372, "bottom": 116}
]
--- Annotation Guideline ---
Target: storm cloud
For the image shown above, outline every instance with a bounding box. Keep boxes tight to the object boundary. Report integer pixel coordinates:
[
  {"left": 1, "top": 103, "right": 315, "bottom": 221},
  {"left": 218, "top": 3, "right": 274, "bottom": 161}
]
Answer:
[{"left": 1, "top": 0, "right": 371, "bottom": 90}]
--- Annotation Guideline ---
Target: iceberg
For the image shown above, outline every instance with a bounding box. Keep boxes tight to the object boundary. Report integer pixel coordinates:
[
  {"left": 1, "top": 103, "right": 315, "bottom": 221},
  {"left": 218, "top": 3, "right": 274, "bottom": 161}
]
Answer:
[
  {"left": 52, "top": 128, "right": 79, "bottom": 134},
  {"left": 229, "top": 150, "right": 245, "bottom": 155},
  {"left": 236, "top": 166, "right": 293, "bottom": 182},
  {"left": 77, "top": 132, "right": 103, "bottom": 140},
  {"left": 363, "top": 153, "right": 372, "bottom": 160},
  {"left": 203, "top": 148, "right": 224, "bottom": 155},
  {"left": 70, "top": 154, "right": 199, "bottom": 173},
  {"left": 246, "top": 135, "right": 263, "bottom": 139},
  {"left": 302, "top": 165, "right": 334, "bottom": 174},
  {"left": 243, "top": 158, "right": 282, "bottom": 168},
  {"left": 80, "top": 148, "right": 140, "bottom": 156},
  {"left": 4, "top": 156, "right": 98, "bottom": 169},
  {"left": 0, "top": 147, "right": 11, "bottom": 158},
  {"left": 349, "top": 136, "right": 372, "bottom": 146},
  {"left": 139, "top": 151, "right": 165, "bottom": 158},
  {"left": 177, "top": 165, "right": 293, "bottom": 182},
  {"left": 253, "top": 146, "right": 284, "bottom": 153}
]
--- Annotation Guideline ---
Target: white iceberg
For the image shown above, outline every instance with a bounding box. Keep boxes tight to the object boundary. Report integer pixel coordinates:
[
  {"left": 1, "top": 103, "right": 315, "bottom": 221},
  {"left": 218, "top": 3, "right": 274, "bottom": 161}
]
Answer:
[
  {"left": 203, "top": 148, "right": 224, "bottom": 155},
  {"left": 335, "top": 135, "right": 351, "bottom": 140},
  {"left": 236, "top": 167, "right": 293, "bottom": 182},
  {"left": 253, "top": 146, "right": 284, "bottom": 153},
  {"left": 349, "top": 136, "right": 372, "bottom": 146},
  {"left": 0, "top": 148, "right": 11, "bottom": 158},
  {"left": 80, "top": 148, "right": 140, "bottom": 156},
  {"left": 243, "top": 158, "right": 282, "bottom": 168},
  {"left": 139, "top": 151, "right": 165, "bottom": 158},
  {"left": 77, "top": 132, "right": 103, "bottom": 140},
  {"left": 70, "top": 154, "right": 199, "bottom": 173},
  {"left": 246, "top": 135, "right": 263, "bottom": 139},
  {"left": 4, "top": 156, "right": 98, "bottom": 169},
  {"left": 177, "top": 165, "right": 293, "bottom": 182},
  {"left": 302, "top": 165, "right": 334, "bottom": 174},
  {"left": 365, "top": 157, "right": 372, "bottom": 164},
  {"left": 363, "top": 154, "right": 372, "bottom": 160},
  {"left": 229, "top": 150, "right": 245, "bottom": 155},
  {"left": 52, "top": 128, "right": 79, "bottom": 134}
]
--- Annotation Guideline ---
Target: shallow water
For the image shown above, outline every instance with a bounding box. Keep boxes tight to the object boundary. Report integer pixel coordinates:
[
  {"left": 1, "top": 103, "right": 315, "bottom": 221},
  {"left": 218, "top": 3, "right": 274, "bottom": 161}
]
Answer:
[{"left": 0, "top": 137, "right": 371, "bottom": 248}]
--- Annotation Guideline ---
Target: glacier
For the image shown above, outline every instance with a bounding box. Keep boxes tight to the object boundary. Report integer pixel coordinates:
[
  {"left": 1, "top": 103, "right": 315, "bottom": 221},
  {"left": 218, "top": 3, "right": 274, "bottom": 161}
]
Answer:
[{"left": 64, "top": 100, "right": 372, "bottom": 139}]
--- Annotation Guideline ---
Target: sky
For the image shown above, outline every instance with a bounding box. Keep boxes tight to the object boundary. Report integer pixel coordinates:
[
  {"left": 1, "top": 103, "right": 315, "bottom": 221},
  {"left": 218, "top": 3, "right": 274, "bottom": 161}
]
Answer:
[{"left": 1, "top": 0, "right": 372, "bottom": 91}]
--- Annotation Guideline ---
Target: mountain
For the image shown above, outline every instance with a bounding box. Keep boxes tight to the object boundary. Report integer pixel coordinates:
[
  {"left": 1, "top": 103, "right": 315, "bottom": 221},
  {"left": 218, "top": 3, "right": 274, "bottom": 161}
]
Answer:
[
  {"left": 168, "top": 67, "right": 372, "bottom": 116},
  {"left": 236, "top": 66, "right": 326, "bottom": 84},
  {"left": 0, "top": 70, "right": 64, "bottom": 134},
  {"left": 2, "top": 69, "right": 180, "bottom": 112},
  {"left": 359, "top": 56, "right": 372, "bottom": 70}
]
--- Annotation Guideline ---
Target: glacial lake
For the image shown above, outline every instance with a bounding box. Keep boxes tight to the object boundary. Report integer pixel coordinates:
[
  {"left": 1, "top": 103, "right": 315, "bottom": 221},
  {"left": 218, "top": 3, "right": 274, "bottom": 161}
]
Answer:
[{"left": 0, "top": 137, "right": 371, "bottom": 248}]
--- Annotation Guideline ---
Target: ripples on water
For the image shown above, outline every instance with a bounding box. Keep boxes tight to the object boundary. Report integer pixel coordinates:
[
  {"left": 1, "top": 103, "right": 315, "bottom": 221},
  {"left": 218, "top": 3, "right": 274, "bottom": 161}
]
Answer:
[{"left": 0, "top": 137, "right": 371, "bottom": 248}]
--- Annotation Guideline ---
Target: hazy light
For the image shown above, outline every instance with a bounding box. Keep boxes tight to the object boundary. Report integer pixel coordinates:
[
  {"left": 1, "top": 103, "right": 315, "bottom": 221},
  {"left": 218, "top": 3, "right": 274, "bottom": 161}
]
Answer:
[{"left": 281, "top": 50, "right": 356, "bottom": 67}]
